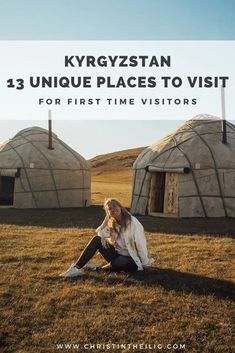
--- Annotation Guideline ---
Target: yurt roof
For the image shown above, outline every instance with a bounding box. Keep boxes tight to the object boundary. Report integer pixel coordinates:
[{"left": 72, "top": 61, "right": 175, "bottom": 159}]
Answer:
[
  {"left": 0, "top": 126, "right": 90, "bottom": 170},
  {"left": 134, "top": 115, "right": 235, "bottom": 170}
]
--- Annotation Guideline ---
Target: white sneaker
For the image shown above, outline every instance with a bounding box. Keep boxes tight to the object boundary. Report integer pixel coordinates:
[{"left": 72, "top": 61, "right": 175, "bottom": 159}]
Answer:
[
  {"left": 59, "top": 266, "right": 85, "bottom": 278},
  {"left": 85, "top": 263, "right": 102, "bottom": 270}
]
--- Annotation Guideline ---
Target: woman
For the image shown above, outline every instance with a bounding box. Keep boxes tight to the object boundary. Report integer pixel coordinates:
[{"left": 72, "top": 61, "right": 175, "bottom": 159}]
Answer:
[{"left": 60, "top": 198, "right": 154, "bottom": 278}]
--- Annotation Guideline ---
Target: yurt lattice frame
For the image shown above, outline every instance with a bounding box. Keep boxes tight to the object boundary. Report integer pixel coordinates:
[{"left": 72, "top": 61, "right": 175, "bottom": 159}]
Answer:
[
  {"left": 131, "top": 116, "right": 235, "bottom": 218},
  {"left": 0, "top": 127, "right": 91, "bottom": 208}
]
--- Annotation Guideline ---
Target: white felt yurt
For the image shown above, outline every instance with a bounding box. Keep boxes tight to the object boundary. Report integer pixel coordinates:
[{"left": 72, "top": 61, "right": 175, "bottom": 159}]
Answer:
[
  {"left": 0, "top": 127, "right": 91, "bottom": 208},
  {"left": 131, "top": 115, "right": 235, "bottom": 218}
]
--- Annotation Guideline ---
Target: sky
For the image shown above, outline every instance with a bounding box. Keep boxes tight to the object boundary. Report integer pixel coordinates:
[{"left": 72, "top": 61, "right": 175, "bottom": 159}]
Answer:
[
  {"left": 0, "top": 0, "right": 234, "bottom": 158},
  {"left": 0, "top": 0, "right": 235, "bottom": 40}
]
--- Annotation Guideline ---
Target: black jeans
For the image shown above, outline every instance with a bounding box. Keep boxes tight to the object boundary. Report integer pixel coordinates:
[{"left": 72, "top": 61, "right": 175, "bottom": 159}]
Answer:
[{"left": 75, "top": 235, "right": 138, "bottom": 272}]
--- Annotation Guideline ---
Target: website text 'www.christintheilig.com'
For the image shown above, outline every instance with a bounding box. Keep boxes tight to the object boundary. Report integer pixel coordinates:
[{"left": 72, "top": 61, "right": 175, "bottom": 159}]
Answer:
[{"left": 56, "top": 342, "right": 186, "bottom": 351}]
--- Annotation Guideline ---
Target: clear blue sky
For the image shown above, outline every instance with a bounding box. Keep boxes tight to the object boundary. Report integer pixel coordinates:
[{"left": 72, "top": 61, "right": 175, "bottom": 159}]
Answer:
[
  {"left": 0, "top": 0, "right": 234, "bottom": 158},
  {"left": 1, "top": 120, "right": 181, "bottom": 159},
  {"left": 0, "top": 0, "right": 234, "bottom": 39}
]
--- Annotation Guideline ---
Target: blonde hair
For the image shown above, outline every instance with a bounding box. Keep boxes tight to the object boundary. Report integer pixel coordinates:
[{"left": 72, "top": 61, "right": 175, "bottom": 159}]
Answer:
[{"left": 103, "top": 198, "right": 131, "bottom": 244}]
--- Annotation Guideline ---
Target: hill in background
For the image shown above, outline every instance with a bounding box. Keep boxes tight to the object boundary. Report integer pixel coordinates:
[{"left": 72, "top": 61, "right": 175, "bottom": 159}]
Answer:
[
  {"left": 90, "top": 146, "right": 145, "bottom": 176},
  {"left": 89, "top": 146, "right": 145, "bottom": 206}
]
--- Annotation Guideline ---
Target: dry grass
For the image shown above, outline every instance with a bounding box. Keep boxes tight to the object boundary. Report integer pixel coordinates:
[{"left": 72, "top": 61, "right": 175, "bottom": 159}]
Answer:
[
  {"left": 0, "top": 207, "right": 234, "bottom": 353},
  {"left": 90, "top": 146, "right": 142, "bottom": 207},
  {"left": 91, "top": 170, "right": 132, "bottom": 207},
  {"left": 0, "top": 152, "right": 235, "bottom": 353}
]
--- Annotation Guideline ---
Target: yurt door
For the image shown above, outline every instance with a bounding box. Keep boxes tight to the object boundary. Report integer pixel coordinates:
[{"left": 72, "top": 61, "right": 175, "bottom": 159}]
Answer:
[
  {"left": 163, "top": 172, "right": 179, "bottom": 215},
  {"left": 149, "top": 172, "right": 178, "bottom": 216},
  {"left": 0, "top": 176, "right": 15, "bottom": 206},
  {"left": 149, "top": 172, "right": 166, "bottom": 213}
]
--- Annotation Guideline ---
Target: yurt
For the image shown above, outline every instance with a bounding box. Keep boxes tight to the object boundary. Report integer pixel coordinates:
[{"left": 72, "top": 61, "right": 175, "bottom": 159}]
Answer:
[
  {"left": 131, "top": 115, "right": 235, "bottom": 218},
  {"left": 0, "top": 126, "right": 91, "bottom": 208}
]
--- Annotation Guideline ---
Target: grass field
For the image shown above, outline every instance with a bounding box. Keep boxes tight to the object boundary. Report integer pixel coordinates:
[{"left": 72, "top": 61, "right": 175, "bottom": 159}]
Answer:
[
  {"left": 0, "top": 150, "right": 235, "bottom": 353},
  {"left": 90, "top": 146, "right": 142, "bottom": 206},
  {"left": 91, "top": 170, "right": 132, "bottom": 206},
  {"left": 0, "top": 207, "right": 234, "bottom": 353}
]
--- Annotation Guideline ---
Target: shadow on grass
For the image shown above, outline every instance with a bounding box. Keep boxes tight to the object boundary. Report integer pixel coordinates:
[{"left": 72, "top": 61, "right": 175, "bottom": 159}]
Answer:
[
  {"left": 0, "top": 206, "right": 104, "bottom": 228},
  {"left": 0, "top": 206, "right": 235, "bottom": 237},
  {"left": 77, "top": 268, "right": 235, "bottom": 301},
  {"left": 139, "top": 215, "right": 235, "bottom": 238}
]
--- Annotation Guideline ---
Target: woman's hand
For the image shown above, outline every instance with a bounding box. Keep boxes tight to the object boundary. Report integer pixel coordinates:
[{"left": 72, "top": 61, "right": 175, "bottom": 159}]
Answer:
[
  {"left": 101, "top": 237, "right": 110, "bottom": 248},
  {"left": 98, "top": 226, "right": 111, "bottom": 248},
  {"left": 143, "top": 257, "right": 155, "bottom": 267}
]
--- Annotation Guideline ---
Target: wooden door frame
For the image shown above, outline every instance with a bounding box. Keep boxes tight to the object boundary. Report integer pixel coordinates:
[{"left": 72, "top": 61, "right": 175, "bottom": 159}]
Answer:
[{"left": 148, "top": 172, "right": 179, "bottom": 217}]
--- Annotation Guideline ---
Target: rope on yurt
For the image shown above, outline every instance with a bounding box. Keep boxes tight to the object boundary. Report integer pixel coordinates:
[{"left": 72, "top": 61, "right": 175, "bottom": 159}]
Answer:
[
  {"left": 57, "top": 137, "right": 83, "bottom": 168},
  {"left": 0, "top": 141, "right": 29, "bottom": 153},
  {"left": 226, "top": 121, "right": 235, "bottom": 133},
  {"left": 190, "top": 127, "right": 228, "bottom": 217},
  {"left": 21, "top": 135, "right": 61, "bottom": 208},
  {"left": 7, "top": 141, "right": 38, "bottom": 208},
  {"left": 14, "top": 186, "right": 89, "bottom": 192},
  {"left": 144, "top": 128, "right": 207, "bottom": 216},
  {"left": 57, "top": 136, "right": 91, "bottom": 206},
  {"left": 132, "top": 144, "right": 177, "bottom": 213},
  {"left": 130, "top": 169, "right": 137, "bottom": 211},
  {"left": 171, "top": 135, "right": 207, "bottom": 217},
  {"left": 1, "top": 131, "right": 54, "bottom": 153},
  {"left": 150, "top": 135, "right": 195, "bottom": 164},
  {"left": 147, "top": 121, "right": 211, "bottom": 166},
  {"left": 132, "top": 169, "right": 149, "bottom": 213},
  {"left": 135, "top": 146, "right": 153, "bottom": 164},
  {"left": 133, "top": 132, "right": 201, "bottom": 216},
  {"left": 162, "top": 145, "right": 175, "bottom": 168}
]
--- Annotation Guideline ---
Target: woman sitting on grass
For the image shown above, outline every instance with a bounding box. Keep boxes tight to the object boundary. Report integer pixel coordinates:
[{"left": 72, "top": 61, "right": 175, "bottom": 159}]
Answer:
[{"left": 60, "top": 198, "right": 154, "bottom": 278}]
